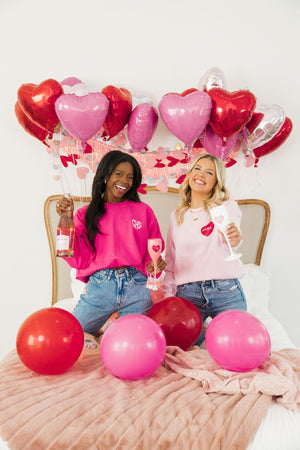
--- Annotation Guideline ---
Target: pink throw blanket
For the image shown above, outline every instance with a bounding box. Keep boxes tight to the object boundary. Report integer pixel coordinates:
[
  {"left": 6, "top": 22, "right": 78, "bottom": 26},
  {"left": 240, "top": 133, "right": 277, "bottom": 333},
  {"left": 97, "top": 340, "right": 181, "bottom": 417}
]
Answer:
[
  {"left": 0, "top": 344, "right": 299, "bottom": 450},
  {"left": 164, "top": 346, "right": 300, "bottom": 412}
]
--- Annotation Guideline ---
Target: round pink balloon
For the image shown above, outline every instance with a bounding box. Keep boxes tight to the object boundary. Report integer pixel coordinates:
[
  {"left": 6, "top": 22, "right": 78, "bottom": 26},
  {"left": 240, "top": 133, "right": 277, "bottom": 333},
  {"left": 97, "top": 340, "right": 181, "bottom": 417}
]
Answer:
[
  {"left": 202, "top": 125, "right": 238, "bottom": 160},
  {"left": 100, "top": 315, "right": 166, "bottom": 380},
  {"left": 61, "top": 77, "right": 82, "bottom": 86},
  {"left": 127, "top": 103, "right": 158, "bottom": 151},
  {"left": 205, "top": 310, "right": 271, "bottom": 372},
  {"left": 158, "top": 91, "right": 212, "bottom": 147},
  {"left": 55, "top": 93, "right": 109, "bottom": 142}
]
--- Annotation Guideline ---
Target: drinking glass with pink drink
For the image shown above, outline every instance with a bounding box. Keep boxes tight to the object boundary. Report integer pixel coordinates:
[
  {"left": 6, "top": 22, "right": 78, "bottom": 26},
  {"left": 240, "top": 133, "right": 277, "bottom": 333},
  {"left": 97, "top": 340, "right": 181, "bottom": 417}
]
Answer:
[{"left": 147, "top": 238, "right": 163, "bottom": 290}]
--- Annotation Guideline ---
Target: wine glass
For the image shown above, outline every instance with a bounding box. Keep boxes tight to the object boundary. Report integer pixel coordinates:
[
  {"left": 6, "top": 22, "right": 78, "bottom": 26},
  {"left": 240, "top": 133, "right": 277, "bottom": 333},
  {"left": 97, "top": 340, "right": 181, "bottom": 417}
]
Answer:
[
  {"left": 210, "top": 205, "right": 242, "bottom": 261},
  {"left": 147, "top": 238, "right": 163, "bottom": 290}
]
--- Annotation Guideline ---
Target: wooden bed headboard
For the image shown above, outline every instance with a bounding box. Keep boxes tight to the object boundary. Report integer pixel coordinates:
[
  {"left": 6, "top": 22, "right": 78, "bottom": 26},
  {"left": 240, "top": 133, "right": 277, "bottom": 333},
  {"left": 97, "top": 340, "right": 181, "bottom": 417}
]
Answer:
[{"left": 44, "top": 187, "right": 270, "bottom": 305}]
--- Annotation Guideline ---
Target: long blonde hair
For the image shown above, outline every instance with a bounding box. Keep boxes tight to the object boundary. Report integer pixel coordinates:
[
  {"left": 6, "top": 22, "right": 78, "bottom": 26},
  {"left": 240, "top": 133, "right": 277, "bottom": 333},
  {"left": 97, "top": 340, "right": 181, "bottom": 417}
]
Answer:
[{"left": 175, "top": 154, "right": 230, "bottom": 224}]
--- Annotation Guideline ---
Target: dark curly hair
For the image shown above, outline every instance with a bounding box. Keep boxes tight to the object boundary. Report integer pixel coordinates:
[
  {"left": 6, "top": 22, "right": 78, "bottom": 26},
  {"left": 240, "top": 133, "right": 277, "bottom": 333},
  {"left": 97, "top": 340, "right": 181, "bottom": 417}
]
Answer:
[{"left": 85, "top": 150, "right": 142, "bottom": 250}]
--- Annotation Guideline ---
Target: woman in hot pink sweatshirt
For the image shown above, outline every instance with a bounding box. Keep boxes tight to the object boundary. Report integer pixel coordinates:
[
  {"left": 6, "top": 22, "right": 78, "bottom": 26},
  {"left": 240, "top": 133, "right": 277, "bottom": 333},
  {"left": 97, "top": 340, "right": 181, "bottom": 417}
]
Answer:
[
  {"left": 56, "top": 150, "right": 165, "bottom": 336},
  {"left": 164, "top": 154, "right": 246, "bottom": 346}
]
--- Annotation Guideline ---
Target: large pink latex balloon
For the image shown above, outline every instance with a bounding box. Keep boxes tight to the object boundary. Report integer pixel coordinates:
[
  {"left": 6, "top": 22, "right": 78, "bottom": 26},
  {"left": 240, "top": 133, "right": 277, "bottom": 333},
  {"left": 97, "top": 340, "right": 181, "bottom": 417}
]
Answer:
[
  {"left": 127, "top": 103, "right": 158, "bottom": 151},
  {"left": 198, "top": 67, "right": 227, "bottom": 92},
  {"left": 202, "top": 125, "right": 238, "bottom": 160},
  {"left": 55, "top": 93, "right": 109, "bottom": 142},
  {"left": 158, "top": 91, "right": 212, "bottom": 147},
  {"left": 205, "top": 310, "right": 271, "bottom": 372},
  {"left": 100, "top": 315, "right": 166, "bottom": 380}
]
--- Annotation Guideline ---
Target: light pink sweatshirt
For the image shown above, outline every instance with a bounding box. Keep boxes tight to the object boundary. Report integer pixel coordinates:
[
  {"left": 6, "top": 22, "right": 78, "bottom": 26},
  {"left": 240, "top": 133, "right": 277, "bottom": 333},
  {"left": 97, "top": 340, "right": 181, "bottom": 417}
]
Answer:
[
  {"left": 64, "top": 200, "right": 164, "bottom": 283},
  {"left": 164, "top": 200, "right": 245, "bottom": 297}
]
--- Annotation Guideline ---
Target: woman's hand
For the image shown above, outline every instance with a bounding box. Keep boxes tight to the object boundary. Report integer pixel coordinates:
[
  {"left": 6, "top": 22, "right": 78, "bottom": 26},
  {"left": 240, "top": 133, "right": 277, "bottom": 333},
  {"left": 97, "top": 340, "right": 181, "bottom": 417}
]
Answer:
[
  {"left": 56, "top": 196, "right": 74, "bottom": 216},
  {"left": 146, "top": 257, "right": 166, "bottom": 274},
  {"left": 222, "top": 223, "right": 242, "bottom": 248}
]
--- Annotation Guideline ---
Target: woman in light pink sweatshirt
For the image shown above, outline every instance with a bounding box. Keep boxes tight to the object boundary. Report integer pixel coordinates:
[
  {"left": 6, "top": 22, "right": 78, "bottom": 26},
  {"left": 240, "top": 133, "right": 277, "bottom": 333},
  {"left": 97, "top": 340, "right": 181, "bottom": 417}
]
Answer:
[
  {"left": 164, "top": 154, "right": 246, "bottom": 346},
  {"left": 56, "top": 150, "right": 165, "bottom": 336}
]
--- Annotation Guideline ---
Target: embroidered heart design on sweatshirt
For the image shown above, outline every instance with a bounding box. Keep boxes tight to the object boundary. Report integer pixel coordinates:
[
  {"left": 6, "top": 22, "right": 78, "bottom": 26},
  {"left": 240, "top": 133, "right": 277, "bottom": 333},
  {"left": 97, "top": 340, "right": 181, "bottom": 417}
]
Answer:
[
  {"left": 132, "top": 219, "right": 142, "bottom": 230},
  {"left": 152, "top": 245, "right": 160, "bottom": 252},
  {"left": 201, "top": 221, "right": 214, "bottom": 236}
]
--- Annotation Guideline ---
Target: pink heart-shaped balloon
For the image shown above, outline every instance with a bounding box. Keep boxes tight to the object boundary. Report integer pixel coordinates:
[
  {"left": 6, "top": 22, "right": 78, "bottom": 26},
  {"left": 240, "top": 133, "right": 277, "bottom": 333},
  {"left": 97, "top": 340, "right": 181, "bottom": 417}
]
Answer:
[
  {"left": 127, "top": 103, "right": 158, "bottom": 151},
  {"left": 159, "top": 91, "right": 212, "bottom": 147},
  {"left": 55, "top": 93, "right": 109, "bottom": 142},
  {"left": 202, "top": 125, "right": 238, "bottom": 160}
]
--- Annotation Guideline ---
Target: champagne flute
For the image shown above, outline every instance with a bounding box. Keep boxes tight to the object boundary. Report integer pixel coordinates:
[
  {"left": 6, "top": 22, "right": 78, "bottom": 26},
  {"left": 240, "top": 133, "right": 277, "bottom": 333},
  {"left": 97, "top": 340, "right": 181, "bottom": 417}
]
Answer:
[
  {"left": 147, "top": 238, "right": 163, "bottom": 289},
  {"left": 210, "top": 205, "right": 242, "bottom": 261}
]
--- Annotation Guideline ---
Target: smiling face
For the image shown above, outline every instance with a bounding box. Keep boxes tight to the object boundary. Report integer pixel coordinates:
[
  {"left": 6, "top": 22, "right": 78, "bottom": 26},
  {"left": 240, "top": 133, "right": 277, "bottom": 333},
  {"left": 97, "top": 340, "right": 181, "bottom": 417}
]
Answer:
[
  {"left": 104, "top": 161, "right": 134, "bottom": 203},
  {"left": 188, "top": 157, "right": 217, "bottom": 201}
]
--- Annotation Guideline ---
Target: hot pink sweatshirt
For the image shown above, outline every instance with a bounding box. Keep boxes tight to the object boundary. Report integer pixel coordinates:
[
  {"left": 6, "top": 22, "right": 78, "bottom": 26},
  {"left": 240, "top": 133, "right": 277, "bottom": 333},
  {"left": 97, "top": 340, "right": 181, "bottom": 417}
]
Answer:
[
  {"left": 164, "top": 200, "right": 245, "bottom": 297},
  {"left": 64, "top": 200, "right": 164, "bottom": 283}
]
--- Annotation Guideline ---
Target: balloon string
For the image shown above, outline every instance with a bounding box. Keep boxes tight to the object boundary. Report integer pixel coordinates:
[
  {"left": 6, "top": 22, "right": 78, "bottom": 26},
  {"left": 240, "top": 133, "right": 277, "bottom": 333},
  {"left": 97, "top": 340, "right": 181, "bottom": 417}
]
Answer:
[
  {"left": 58, "top": 145, "right": 74, "bottom": 199},
  {"left": 185, "top": 143, "right": 192, "bottom": 162}
]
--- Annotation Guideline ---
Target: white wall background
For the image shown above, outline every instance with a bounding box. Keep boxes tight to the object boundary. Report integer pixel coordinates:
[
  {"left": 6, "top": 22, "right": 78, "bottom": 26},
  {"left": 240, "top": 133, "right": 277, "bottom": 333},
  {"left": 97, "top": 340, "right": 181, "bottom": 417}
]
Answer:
[{"left": 0, "top": 0, "right": 299, "bottom": 359}]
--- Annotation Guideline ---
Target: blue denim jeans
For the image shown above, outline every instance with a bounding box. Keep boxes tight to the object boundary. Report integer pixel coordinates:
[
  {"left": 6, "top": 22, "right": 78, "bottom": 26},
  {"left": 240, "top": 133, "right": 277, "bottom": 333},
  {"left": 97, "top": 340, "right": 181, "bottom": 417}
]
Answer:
[
  {"left": 176, "top": 279, "right": 246, "bottom": 346},
  {"left": 72, "top": 267, "right": 152, "bottom": 335}
]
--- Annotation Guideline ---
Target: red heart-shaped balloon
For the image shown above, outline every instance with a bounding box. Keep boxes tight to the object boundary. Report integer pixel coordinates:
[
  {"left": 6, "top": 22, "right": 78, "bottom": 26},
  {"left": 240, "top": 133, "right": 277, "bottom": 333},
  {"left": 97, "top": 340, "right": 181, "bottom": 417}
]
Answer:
[
  {"left": 208, "top": 88, "right": 256, "bottom": 139},
  {"left": 253, "top": 117, "right": 293, "bottom": 158},
  {"left": 246, "top": 112, "right": 264, "bottom": 134},
  {"left": 17, "top": 79, "right": 63, "bottom": 133},
  {"left": 166, "top": 88, "right": 198, "bottom": 96},
  {"left": 15, "top": 101, "right": 49, "bottom": 145},
  {"left": 102, "top": 85, "right": 132, "bottom": 139}
]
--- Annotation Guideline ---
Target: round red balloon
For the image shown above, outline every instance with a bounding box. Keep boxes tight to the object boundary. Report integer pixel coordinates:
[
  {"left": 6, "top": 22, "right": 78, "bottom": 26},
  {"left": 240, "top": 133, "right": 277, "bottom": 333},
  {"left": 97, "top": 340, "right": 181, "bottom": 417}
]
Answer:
[
  {"left": 208, "top": 88, "right": 256, "bottom": 139},
  {"left": 147, "top": 296, "right": 202, "bottom": 350},
  {"left": 16, "top": 308, "right": 84, "bottom": 375}
]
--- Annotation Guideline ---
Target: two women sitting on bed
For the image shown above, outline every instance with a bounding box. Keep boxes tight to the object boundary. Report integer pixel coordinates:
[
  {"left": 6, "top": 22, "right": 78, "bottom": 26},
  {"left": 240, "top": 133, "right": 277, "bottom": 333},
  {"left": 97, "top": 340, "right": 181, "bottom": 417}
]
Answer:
[{"left": 56, "top": 151, "right": 245, "bottom": 345}]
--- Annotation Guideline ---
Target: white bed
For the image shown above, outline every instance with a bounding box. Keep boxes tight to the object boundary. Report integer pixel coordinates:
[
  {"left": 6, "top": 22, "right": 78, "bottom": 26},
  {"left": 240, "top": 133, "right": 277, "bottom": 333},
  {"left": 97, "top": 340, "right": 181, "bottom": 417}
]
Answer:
[{"left": 0, "top": 189, "right": 299, "bottom": 450}]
